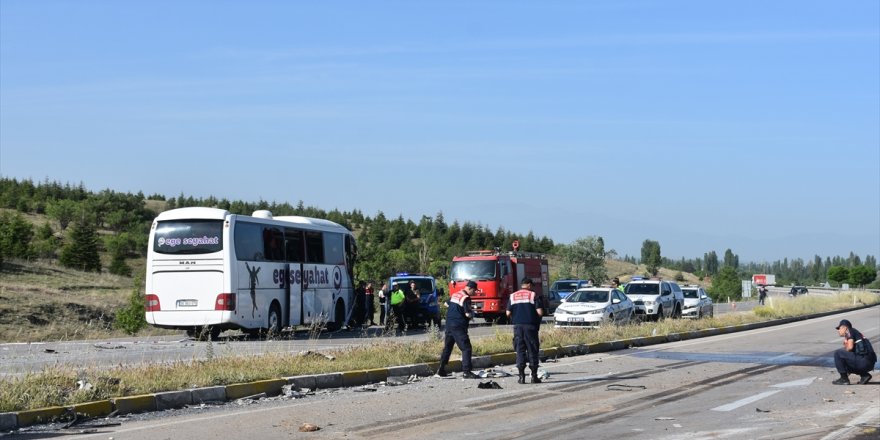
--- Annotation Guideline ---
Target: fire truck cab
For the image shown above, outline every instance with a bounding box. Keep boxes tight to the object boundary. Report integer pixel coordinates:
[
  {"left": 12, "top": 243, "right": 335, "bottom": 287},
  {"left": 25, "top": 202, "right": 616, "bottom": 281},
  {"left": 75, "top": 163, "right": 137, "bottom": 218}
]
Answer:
[{"left": 448, "top": 247, "right": 549, "bottom": 323}]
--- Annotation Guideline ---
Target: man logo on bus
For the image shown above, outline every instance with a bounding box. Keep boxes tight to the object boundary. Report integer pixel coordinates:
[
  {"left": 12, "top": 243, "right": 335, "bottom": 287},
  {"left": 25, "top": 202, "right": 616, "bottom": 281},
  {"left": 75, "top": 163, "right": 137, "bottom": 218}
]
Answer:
[
  {"left": 245, "top": 262, "right": 260, "bottom": 318},
  {"left": 333, "top": 266, "right": 343, "bottom": 292}
]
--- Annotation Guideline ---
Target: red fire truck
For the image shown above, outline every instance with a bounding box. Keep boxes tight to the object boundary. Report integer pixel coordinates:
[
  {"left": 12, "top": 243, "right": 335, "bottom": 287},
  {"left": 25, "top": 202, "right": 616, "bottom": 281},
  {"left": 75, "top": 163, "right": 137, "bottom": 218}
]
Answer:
[{"left": 448, "top": 242, "right": 549, "bottom": 323}]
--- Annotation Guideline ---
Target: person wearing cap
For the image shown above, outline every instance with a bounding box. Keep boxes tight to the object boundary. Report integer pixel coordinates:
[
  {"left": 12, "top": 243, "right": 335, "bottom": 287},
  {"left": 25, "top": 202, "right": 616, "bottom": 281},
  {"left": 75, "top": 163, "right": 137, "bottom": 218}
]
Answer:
[
  {"left": 435, "top": 280, "right": 478, "bottom": 379},
  {"left": 832, "top": 319, "right": 876, "bottom": 385},
  {"left": 506, "top": 277, "right": 545, "bottom": 384}
]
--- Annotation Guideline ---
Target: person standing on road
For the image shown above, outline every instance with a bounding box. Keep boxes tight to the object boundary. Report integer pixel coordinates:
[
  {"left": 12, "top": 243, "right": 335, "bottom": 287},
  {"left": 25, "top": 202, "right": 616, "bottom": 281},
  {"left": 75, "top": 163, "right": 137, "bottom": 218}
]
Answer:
[
  {"left": 832, "top": 319, "right": 876, "bottom": 385},
  {"left": 435, "top": 280, "right": 478, "bottom": 379},
  {"left": 389, "top": 283, "right": 406, "bottom": 331},
  {"left": 758, "top": 284, "right": 768, "bottom": 306},
  {"left": 364, "top": 282, "right": 376, "bottom": 326},
  {"left": 506, "top": 277, "right": 545, "bottom": 384},
  {"left": 377, "top": 283, "right": 388, "bottom": 326}
]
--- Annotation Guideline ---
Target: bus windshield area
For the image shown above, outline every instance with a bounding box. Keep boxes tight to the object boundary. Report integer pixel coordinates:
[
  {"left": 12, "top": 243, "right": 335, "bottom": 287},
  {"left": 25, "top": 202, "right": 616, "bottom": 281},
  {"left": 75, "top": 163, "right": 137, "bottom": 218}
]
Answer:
[
  {"left": 153, "top": 220, "right": 224, "bottom": 255},
  {"left": 450, "top": 260, "right": 496, "bottom": 281}
]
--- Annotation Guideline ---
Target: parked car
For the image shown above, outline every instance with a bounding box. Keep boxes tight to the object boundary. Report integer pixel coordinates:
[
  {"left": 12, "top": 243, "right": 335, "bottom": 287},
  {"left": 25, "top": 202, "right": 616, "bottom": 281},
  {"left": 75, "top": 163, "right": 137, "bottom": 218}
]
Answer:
[
  {"left": 542, "top": 289, "right": 563, "bottom": 315},
  {"left": 549, "top": 279, "right": 591, "bottom": 300},
  {"left": 554, "top": 287, "right": 634, "bottom": 328},
  {"left": 789, "top": 286, "right": 809, "bottom": 296},
  {"left": 624, "top": 279, "right": 684, "bottom": 321},
  {"left": 680, "top": 285, "right": 713, "bottom": 318}
]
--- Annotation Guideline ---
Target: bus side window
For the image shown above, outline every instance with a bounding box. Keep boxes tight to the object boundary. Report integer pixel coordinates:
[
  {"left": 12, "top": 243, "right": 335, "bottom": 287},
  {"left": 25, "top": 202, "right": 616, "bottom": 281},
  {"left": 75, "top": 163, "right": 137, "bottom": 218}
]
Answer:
[
  {"left": 285, "top": 229, "right": 305, "bottom": 262},
  {"left": 305, "top": 231, "right": 324, "bottom": 263},
  {"left": 263, "top": 227, "right": 284, "bottom": 261},
  {"left": 323, "top": 232, "right": 345, "bottom": 265},
  {"left": 234, "top": 222, "right": 263, "bottom": 261}
]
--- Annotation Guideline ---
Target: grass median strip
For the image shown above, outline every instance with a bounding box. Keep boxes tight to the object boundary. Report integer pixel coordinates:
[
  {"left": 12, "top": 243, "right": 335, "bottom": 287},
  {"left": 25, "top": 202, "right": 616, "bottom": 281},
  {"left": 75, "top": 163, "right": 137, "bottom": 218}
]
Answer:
[{"left": 1, "top": 292, "right": 877, "bottom": 413}]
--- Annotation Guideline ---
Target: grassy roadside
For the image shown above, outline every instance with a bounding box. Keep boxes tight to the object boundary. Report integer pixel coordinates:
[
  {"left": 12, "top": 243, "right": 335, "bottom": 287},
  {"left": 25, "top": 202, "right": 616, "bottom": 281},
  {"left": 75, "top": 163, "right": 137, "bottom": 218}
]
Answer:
[{"left": 2, "top": 292, "right": 877, "bottom": 413}]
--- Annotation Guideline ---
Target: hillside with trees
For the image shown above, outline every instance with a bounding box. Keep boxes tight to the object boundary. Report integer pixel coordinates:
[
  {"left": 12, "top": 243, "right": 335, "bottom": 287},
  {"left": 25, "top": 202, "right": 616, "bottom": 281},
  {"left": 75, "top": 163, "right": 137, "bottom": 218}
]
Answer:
[{"left": 0, "top": 177, "right": 876, "bottom": 339}]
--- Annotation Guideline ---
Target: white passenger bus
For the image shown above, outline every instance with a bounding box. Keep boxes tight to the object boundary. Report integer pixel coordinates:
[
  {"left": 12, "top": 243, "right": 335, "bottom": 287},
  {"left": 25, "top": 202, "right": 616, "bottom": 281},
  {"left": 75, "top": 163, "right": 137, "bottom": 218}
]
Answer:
[{"left": 145, "top": 207, "right": 356, "bottom": 339}]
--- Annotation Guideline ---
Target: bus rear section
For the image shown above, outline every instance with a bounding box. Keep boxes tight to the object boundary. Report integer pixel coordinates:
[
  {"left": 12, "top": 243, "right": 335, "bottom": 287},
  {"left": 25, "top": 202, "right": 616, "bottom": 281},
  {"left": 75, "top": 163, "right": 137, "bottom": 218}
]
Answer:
[{"left": 145, "top": 213, "right": 234, "bottom": 337}]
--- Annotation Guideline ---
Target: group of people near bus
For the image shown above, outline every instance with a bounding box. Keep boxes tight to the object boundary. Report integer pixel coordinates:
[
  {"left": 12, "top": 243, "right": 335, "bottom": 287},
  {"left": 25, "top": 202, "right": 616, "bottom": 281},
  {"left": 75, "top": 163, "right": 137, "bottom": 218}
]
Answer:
[{"left": 350, "top": 280, "right": 422, "bottom": 330}]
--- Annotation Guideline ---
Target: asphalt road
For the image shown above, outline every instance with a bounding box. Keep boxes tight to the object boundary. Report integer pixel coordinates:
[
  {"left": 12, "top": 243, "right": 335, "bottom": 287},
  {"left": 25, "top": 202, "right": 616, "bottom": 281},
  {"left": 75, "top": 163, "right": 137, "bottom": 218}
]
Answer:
[
  {"left": 0, "top": 302, "right": 757, "bottom": 377},
  {"left": 16, "top": 306, "right": 880, "bottom": 440}
]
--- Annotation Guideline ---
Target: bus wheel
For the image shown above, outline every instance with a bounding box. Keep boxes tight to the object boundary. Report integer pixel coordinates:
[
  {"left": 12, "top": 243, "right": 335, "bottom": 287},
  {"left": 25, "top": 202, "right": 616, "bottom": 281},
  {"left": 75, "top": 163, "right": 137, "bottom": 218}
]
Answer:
[
  {"left": 267, "top": 304, "right": 282, "bottom": 337},
  {"left": 325, "top": 300, "right": 345, "bottom": 331}
]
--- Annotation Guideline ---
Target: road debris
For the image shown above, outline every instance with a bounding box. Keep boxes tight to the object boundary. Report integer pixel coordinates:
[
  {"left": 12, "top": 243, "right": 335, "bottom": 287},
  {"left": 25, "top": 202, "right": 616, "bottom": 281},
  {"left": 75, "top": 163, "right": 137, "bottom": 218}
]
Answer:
[
  {"left": 477, "top": 380, "right": 503, "bottom": 389},
  {"left": 823, "top": 398, "right": 835, "bottom": 403},
  {"left": 756, "top": 408, "right": 771, "bottom": 413},
  {"left": 654, "top": 417, "right": 675, "bottom": 421},
  {"left": 477, "top": 368, "right": 511, "bottom": 378},
  {"left": 93, "top": 344, "right": 126, "bottom": 350},
  {"left": 606, "top": 383, "right": 646, "bottom": 392},
  {"left": 235, "top": 392, "right": 266, "bottom": 403},
  {"left": 282, "top": 384, "right": 311, "bottom": 399},
  {"left": 536, "top": 369, "right": 550, "bottom": 380},
  {"left": 355, "top": 385, "right": 378, "bottom": 392},
  {"left": 299, "top": 423, "right": 320, "bottom": 432},
  {"left": 386, "top": 374, "right": 420, "bottom": 386}
]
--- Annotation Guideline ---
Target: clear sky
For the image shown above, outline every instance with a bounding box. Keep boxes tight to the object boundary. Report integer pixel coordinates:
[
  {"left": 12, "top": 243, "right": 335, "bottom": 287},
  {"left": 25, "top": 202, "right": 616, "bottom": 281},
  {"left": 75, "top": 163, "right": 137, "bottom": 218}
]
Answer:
[{"left": 1, "top": 1, "right": 878, "bottom": 263}]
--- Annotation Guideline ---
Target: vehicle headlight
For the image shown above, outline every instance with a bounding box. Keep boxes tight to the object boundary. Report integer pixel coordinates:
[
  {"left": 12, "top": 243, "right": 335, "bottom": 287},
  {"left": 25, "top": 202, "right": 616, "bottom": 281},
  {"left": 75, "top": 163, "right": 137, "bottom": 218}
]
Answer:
[
  {"left": 644, "top": 300, "right": 655, "bottom": 306},
  {"left": 588, "top": 309, "right": 604, "bottom": 315}
]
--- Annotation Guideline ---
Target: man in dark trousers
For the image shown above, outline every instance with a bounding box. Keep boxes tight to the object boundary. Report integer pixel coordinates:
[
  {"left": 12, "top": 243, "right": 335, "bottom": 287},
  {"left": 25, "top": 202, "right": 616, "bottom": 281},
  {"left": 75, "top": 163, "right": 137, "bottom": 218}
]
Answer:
[
  {"left": 506, "top": 277, "right": 545, "bottom": 384},
  {"left": 832, "top": 319, "right": 876, "bottom": 385},
  {"left": 435, "top": 280, "right": 478, "bottom": 379}
]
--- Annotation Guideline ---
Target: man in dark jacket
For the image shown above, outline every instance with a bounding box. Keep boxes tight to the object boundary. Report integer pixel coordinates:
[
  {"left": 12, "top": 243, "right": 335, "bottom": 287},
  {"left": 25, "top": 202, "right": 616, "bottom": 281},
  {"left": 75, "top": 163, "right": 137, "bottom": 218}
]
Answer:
[
  {"left": 832, "top": 319, "right": 876, "bottom": 385},
  {"left": 506, "top": 277, "right": 545, "bottom": 384},
  {"left": 436, "top": 280, "right": 478, "bottom": 379}
]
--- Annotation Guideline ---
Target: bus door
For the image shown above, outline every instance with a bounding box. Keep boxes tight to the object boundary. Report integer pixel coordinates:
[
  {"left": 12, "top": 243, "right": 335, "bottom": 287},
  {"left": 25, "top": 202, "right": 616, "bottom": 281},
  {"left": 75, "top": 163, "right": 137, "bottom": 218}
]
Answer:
[{"left": 285, "top": 228, "right": 306, "bottom": 326}]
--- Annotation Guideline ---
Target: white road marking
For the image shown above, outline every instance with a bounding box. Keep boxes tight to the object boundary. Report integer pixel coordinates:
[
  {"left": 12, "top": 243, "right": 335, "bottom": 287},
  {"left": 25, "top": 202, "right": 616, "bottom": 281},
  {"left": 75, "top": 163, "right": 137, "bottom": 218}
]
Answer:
[
  {"left": 772, "top": 377, "right": 815, "bottom": 388},
  {"left": 711, "top": 390, "right": 781, "bottom": 412}
]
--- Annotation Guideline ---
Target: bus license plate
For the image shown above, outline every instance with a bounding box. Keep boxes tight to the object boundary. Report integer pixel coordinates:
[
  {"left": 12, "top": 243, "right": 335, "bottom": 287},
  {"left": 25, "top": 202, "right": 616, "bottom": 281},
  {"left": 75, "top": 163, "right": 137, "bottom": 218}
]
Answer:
[{"left": 177, "top": 299, "right": 198, "bottom": 307}]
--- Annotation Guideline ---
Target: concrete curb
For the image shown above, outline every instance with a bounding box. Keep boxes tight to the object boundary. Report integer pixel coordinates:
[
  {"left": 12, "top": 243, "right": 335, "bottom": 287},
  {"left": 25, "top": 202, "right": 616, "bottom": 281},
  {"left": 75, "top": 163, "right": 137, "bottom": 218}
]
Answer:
[{"left": 2, "top": 303, "right": 876, "bottom": 432}]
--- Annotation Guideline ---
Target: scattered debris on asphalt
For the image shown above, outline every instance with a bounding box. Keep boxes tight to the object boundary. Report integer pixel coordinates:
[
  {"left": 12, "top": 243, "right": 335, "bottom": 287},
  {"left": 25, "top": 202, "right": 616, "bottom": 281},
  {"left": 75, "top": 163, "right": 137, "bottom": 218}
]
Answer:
[
  {"left": 299, "top": 423, "right": 320, "bottom": 432},
  {"left": 477, "top": 380, "right": 503, "bottom": 389},
  {"left": 756, "top": 408, "right": 771, "bottom": 413},
  {"left": 385, "top": 374, "right": 420, "bottom": 386},
  {"left": 477, "top": 368, "right": 511, "bottom": 378},
  {"left": 606, "top": 383, "right": 646, "bottom": 392},
  {"left": 654, "top": 417, "right": 675, "bottom": 421},
  {"left": 235, "top": 392, "right": 266, "bottom": 403},
  {"left": 355, "top": 385, "right": 378, "bottom": 392},
  {"left": 93, "top": 344, "right": 126, "bottom": 350}
]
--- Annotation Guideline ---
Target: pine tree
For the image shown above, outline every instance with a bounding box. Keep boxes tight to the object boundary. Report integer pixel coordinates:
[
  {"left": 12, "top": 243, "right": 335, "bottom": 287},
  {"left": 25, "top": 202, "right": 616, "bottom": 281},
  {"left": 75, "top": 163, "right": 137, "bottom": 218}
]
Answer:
[{"left": 59, "top": 219, "right": 102, "bottom": 272}]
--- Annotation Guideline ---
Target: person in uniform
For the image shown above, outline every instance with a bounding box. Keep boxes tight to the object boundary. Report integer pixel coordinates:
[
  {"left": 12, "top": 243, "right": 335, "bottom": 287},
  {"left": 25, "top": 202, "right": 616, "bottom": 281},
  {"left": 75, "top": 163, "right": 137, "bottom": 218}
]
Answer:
[
  {"left": 389, "top": 283, "right": 406, "bottom": 331},
  {"left": 611, "top": 277, "right": 625, "bottom": 293},
  {"left": 506, "top": 277, "right": 545, "bottom": 384},
  {"left": 436, "top": 280, "right": 478, "bottom": 379},
  {"left": 832, "top": 319, "right": 876, "bottom": 385}
]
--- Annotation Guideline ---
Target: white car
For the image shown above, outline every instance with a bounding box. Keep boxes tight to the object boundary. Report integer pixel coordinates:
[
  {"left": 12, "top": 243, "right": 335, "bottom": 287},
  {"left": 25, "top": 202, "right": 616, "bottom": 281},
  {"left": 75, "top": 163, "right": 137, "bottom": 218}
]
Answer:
[
  {"left": 624, "top": 279, "right": 684, "bottom": 321},
  {"left": 554, "top": 287, "right": 634, "bottom": 328},
  {"left": 681, "top": 286, "right": 713, "bottom": 318}
]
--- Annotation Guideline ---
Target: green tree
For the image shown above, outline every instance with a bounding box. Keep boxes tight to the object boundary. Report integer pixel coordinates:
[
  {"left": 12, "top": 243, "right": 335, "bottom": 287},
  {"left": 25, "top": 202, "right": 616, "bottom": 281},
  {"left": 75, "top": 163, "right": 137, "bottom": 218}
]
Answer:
[
  {"left": 709, "top": 266, "right": 741, "bottom": 300},
  {"left": 641, "top": 239, "right": 661, "bottom": 276},
  {"left": 563, "top": 236, "right": 608, "bottom": 283},
  {"left": 115, "top": 284, "right": 147, "bottom": 334},
  {"left": 848, "top": 265, "right": 877, "bottom": 287},
  {"left": 0, "top": 211, "right": 35, "bottom": 261},
  {"left": 59, "top": 219, "right": 102, "bottom": 272},
  {"left": 827, "top": 266, "right": 849, "bottom": 286},
  {"left": 31, "top": 222, "right": 58, "bottom": 259},
  {"left": 45, "top": 199, "right": 78, "bottom": 231}
]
